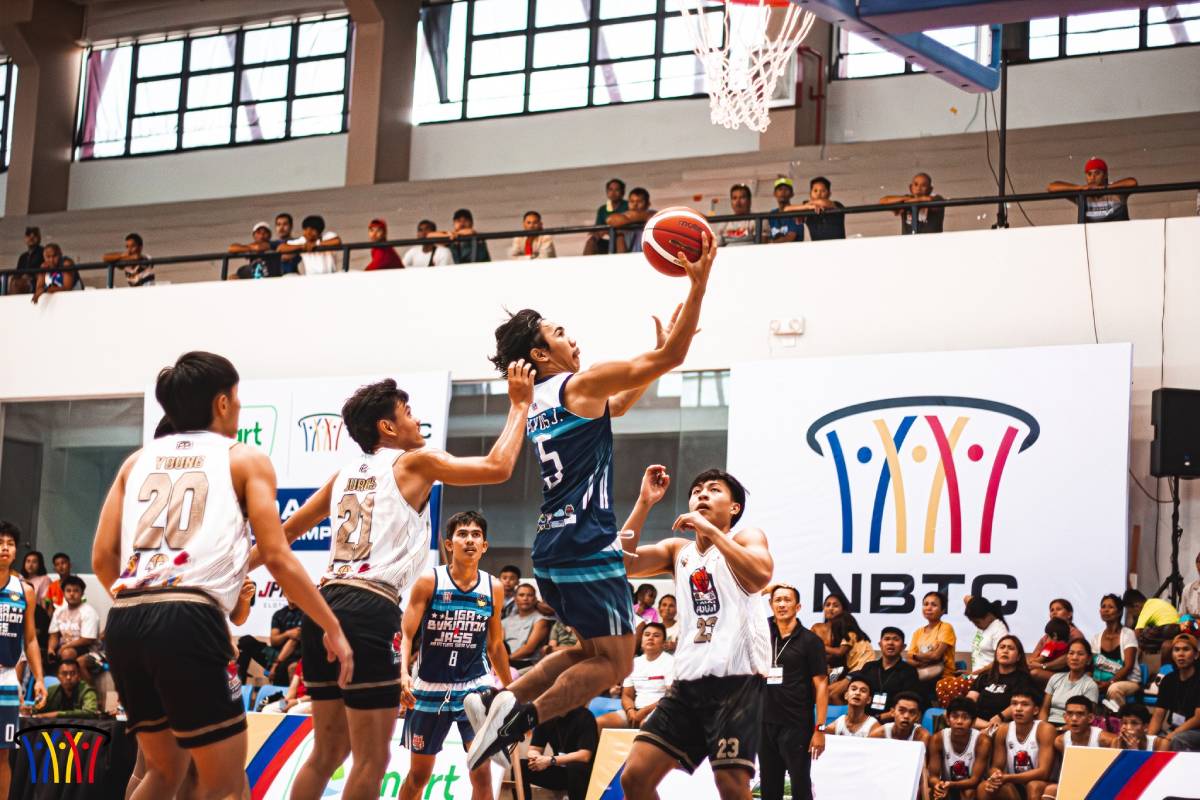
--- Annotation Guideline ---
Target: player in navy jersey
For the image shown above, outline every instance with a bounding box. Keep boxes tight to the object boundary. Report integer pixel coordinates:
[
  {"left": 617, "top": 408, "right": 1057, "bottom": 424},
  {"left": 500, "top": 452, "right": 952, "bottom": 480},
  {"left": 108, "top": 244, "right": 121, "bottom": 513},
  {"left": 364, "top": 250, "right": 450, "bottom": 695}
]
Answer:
[
  {"left": 468, "top": 235, "right": 715, "bottom": 769},
  {"left": 0, "top": 521, "right": 46, "bottom": 799},
  {"left": 399, "top": 511, "right": 510, "bottom": 800}
]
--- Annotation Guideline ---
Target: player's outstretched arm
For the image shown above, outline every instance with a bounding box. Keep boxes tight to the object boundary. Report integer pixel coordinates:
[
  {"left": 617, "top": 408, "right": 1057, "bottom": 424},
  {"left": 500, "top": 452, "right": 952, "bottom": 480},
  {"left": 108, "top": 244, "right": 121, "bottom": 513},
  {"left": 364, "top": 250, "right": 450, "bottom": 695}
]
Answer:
[
  {"left": 91, "top": 452, "right": 138, "bottom": 591},
  {"left": 248, "top": 475, "right": 336, "bottom": 571},
  {"left": 487, "top": 580, "right": 513, "bottom": 687},
  {"left": 406, "top": 360, "right": 534, "bottom": 486},
  {"left": 236, "top": 447, "right": 355, "bottom": 687},
  {"left": 673, "top": 513, "right": 773, "bottom": 594},
  {"left": 400, "top": 572, "right": 434, "bottom": 708},
  {"left": 621, "top": 465, "right": 679, "bottom": 577},
  {"left": 569, "top": 235, "right": 713, "bottom": 405}
]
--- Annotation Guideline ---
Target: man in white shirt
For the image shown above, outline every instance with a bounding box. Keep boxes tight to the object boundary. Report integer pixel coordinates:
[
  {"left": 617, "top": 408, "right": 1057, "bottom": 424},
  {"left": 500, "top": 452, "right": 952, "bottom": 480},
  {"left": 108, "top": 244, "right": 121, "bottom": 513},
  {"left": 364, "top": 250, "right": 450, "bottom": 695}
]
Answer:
[
  {"left": 402, "top": 220, "right": 454, "bottom": 267},
  {"left": 277, "top": 214, "right": 342, "bottom": 275},
  {"left": 48, "top": 576, "right": 100, "bottom": 662},
  {"left": 598, "top": 622, "right": 674, "bottom": 729},
  {"left": 1181, "top": 551, "right": 1200, "bottom": 618}
]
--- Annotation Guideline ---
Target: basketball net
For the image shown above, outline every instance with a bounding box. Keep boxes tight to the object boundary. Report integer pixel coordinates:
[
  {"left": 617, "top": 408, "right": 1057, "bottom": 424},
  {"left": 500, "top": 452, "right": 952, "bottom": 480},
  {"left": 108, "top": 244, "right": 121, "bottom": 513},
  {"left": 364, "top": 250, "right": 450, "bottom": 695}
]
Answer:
[{"left": 680, "top": 0, "right": 816, "bottom": 133}]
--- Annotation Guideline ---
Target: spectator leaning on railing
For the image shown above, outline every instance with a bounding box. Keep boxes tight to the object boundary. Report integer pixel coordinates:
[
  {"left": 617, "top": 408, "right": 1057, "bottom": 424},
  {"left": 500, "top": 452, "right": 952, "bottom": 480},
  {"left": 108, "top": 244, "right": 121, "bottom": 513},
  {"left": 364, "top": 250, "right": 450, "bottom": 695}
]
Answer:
[
  {"left": 766, "top": 178, "right": 803, "bottom": 244},
  {"left": 11, "top": 226, "right": 44, "bottom": 294},
  {"left": 584, "top": 178, "right": 629, "bottom": 255},
  {"left": 1047, "top": 157, "right": 1138, "bottom": 223},
  {"left": 227, "top": 222, "right": 280, "bottom": 279},
  {"left": 273, "top": 213, "right": 300, "bottom": 275},
  {"left": 277, "top": 215, "right": 342, "bottom": 275},
  {"left": 402, "top": 220, "right": 454, "bottom": 267},
  {"left": 717, "top": 183, "right": 756, "bottom": 246},
  {"left": 365, "top": 218, "right": 404, "bottom": 270},
  {"left": 881, "top": 172, "right": 945, "bottom": 235},
  {"left": 787, "top": 176, "right": 846, "bottom": 241},
  {"left": 612, "top": 188, "right": 655, "bottom": 254},
  {"left": 32, "top": 243, "right": 77, "bottom": 303},
  {"left": 103, "top": 232, "right": 154, "bottom": 287},
  {"left": 509, "top": 211, "right": 557, "bottom": 259},
  {"left": 446, "top": 208, "right": 491, "bottom": 264}
]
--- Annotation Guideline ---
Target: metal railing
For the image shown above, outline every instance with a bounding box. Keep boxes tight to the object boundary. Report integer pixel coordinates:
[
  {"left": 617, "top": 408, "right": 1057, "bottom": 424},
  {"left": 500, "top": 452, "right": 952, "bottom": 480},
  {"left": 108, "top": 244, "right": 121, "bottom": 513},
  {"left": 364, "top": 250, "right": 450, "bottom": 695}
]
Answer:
[{"left": 2, "top": 181, "right": 1197, "bottom": 296}]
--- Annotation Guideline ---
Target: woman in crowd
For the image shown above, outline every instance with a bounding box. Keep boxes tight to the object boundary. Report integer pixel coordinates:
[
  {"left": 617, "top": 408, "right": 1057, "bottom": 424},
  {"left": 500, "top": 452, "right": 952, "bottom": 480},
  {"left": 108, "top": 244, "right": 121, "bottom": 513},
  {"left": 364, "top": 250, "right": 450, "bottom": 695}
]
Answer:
[
  {"left": 1092, "top": 593, "right": 1140, "bottom": 713},
  {"left": 1029, "top": 598, "right": 1084, "bottom": 685},
  {"left": 20, "top": 550, "right": 52, "bottom": 652},
  {"left": 1040, "top": 638, "right": 1099, "bottom": 725},
  {"left": 934, "top": 596, "right": 1011, "bottom": 706},
  {"left": 633, "top": 584, "right": 660, "bottom": 624},
  {"left": 907, "top": 591, "right": 957, "bottom": 704},
  {"left": 812, "top": 592, "right": 872, "bottom": 674},
  {"left": 967, "top": 635, "right": 1037, "bottom": 731},
  {"left": 658, "top": 594, "right": 679, "bottom": 654}
]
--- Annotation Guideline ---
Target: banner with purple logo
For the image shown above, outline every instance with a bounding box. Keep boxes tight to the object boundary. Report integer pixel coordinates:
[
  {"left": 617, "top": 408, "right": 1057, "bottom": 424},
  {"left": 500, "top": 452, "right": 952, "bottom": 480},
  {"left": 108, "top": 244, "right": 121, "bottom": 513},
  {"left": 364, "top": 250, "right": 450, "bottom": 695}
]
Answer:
[{"left": 728, "top": 344, "right": 1131, "bottom": 643}]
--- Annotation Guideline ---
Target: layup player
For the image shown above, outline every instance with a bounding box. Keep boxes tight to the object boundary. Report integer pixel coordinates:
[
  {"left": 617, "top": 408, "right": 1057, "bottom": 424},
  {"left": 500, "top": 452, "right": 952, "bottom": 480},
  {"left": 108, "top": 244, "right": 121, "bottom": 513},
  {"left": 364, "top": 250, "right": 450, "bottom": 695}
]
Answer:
[
  {"left": 399, "top": 511, "right": 510, "bottom": 800},
  {"left": 93, "top": 352, "right": 354, "bottom": 800},
  {"left": 267, "top": 364, "right": 533, "bottom": 799},
  {"left": 618, "top": 465, "right": 773, "bottom": 800},
  {"left": 469, "top": 236, "right": 715, "bottom": 769}
]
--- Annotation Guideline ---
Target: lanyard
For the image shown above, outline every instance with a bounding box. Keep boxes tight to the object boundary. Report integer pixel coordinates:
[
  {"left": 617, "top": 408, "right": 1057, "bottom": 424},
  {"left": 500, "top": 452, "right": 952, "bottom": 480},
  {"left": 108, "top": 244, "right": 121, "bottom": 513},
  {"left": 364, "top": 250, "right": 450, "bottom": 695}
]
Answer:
[{"left": 773, "top": 624, "right": 796, "bottom": 667}]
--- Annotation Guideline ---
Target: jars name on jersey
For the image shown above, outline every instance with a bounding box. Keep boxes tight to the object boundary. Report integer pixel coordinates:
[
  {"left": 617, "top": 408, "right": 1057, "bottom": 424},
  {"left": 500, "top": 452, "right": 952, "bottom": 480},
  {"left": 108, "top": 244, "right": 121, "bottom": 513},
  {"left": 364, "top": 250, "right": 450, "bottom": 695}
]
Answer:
[
  {"left": 688, "top": 566, "right": 721, "bottom": 616},
  {"left": 426, "top": 604, "right": 490, "bottom": 652}
]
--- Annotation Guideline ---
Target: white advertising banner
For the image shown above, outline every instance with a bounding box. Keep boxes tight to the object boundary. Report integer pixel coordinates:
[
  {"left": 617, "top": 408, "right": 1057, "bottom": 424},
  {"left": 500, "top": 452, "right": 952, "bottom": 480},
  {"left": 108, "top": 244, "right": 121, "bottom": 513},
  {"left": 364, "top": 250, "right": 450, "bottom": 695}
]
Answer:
[
  {"left": 142, "top": 371, "right": 451, "bottom": 635},
  {"left": 728, "top": 344, "right": 1131, "bottom": 643}
]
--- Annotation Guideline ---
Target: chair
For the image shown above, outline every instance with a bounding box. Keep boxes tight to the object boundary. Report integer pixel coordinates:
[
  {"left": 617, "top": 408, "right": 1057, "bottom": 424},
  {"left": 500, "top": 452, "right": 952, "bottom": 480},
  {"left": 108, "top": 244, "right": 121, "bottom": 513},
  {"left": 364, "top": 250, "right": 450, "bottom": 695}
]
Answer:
[
  {"left": 253, "top": 684, "right": 289, "bottom": 712},
  {"left": 825, "top": 704, "right": 848, "bottom": 724},
  {"left": 242, "top": 684, "right": 254, "bottom": 712},
  {"left": 44, "top": 676, "right": 59, "bottom": 690},
  {"left": 587, "top": 696, "right": 622, "bottom": 717},
  {"left": 922, "top": 707, "right": 945, "bottom": 733}
]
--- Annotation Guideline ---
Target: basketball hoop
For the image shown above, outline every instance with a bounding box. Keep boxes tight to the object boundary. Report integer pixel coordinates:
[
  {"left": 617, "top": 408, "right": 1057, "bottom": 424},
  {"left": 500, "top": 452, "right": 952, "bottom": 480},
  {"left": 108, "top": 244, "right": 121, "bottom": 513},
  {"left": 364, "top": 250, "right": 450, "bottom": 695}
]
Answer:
[{"left": 679, "top": 0, "right": 816, "bottom": 133}]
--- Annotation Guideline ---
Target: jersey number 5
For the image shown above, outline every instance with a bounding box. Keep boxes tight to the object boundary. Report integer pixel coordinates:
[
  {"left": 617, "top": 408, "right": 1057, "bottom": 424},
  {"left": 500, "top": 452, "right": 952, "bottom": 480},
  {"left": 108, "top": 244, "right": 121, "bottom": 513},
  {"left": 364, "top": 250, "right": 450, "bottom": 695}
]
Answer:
[
  {"left": 134, "top": 471, "right": 209, "bottom": 550},
  {"left": 333, "top": 493, "right": 375, "bottom": 562},
  {"left": 534, "top": 435, "right": 564, "bottom": 490}
]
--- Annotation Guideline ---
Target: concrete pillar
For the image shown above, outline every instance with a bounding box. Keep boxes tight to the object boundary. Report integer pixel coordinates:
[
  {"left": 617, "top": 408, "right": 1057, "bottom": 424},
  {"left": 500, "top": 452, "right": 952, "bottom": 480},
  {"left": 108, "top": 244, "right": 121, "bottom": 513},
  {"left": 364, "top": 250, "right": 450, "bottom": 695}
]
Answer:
[
  {"left": 758, "top": 18, "right": 834, "bottom": 150},
  {"left": 0, "top": 0, "right": 84, "bottom": 215},
  {"left": 344, "top": 0, "right": 421, "bottom": 186}
]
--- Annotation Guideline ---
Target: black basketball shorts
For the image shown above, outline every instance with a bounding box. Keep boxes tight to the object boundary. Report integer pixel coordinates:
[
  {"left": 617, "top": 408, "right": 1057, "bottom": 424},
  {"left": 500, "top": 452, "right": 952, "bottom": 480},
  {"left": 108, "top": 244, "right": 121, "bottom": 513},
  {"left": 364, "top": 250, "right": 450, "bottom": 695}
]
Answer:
[
  {"left": 636, "top": 674, "right": 764, "bottom": 774},
  {"left": 300, "top": 581, "right": 402, "bottom": 710}
]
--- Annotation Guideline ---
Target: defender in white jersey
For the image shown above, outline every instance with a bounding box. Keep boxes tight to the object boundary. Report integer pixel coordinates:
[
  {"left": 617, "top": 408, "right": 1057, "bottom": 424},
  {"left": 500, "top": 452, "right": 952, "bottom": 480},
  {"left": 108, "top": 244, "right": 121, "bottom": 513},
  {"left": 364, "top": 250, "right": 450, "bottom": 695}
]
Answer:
[
  {"left": 93, "top": 352, "right": 353, "bottom": 800},
  {"left": 267, "top": 364, "right": 534, "bottom": 800},
  {"left": 927, "top": 697, "right": 991, "bottom": 800},
  {"left": 617, "top": 465, "right": 772, "bottom": 800},
  {"left": 979, "top": 689, "right": 1055, "bottom": 800},
  {"left": 1043, "top": 696, "right": 1116, "bottom": 800}
]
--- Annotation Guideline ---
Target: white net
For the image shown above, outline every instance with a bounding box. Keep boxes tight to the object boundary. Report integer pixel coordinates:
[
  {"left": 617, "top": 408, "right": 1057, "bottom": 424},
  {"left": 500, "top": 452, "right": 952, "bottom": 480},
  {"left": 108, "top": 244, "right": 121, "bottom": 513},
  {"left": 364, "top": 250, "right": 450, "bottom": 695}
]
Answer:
[{"left": 680, "top": 0, "right": 816, "bottom": 133}]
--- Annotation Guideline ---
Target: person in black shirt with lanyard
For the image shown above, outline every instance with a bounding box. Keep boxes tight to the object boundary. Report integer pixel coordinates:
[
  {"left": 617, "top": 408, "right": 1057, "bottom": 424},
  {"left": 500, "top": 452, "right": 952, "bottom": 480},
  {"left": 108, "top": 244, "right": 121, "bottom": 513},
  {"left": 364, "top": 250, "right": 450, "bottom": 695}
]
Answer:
[{"left": 761, "top": 584, "right": 828, "bottom": 800}]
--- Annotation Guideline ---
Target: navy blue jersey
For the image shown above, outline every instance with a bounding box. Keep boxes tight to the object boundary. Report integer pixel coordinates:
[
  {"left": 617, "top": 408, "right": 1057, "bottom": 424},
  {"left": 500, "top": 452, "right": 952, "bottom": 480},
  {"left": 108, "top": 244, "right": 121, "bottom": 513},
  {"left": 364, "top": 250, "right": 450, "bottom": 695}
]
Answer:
[
  {"left": 415, "top": 566, "right": 494, "bottom": 686},
  {"left": 0, "top": 575, "right": 27, "bottom": 668},
  {"left": 526, "top": 372, "right": 616, "bottom": 566}
]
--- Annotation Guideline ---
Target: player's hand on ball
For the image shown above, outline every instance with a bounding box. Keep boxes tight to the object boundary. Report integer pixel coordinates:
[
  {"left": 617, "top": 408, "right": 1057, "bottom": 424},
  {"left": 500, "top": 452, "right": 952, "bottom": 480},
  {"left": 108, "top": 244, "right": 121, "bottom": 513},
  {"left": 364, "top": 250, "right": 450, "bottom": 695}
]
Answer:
[
  {"left": 639, "top": 465, "right": 670, "bottom": 505},
  {"left": 325, "top": 628, "right": 355, "bottom": 689},
  {"left": 677, "top": 233, "right": 715, "bottom": 289},
  {"left": 507, "top": 359, "right": 536, "bottom": 406}
]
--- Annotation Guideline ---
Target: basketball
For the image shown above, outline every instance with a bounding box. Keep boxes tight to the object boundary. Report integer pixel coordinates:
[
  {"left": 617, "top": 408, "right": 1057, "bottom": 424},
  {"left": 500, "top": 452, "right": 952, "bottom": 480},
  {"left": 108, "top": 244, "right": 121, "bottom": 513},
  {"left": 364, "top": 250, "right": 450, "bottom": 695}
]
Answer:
[{"left": 641, "top": 207, "right": 714, "bottom": 277}]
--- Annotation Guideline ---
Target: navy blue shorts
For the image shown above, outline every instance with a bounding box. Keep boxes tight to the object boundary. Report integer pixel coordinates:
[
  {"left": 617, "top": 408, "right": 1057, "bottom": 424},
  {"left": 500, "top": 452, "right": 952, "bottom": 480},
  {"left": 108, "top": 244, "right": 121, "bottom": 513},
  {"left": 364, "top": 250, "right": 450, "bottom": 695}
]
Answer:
[
  {"left": 0, "top": 672, "right": 17, "bottom": 750},
  {"left": 403, "top": 708, "right": 475, "bottom": 755},
  {"left": 533, "top": 543, "right": 635, "bottom": 640}
]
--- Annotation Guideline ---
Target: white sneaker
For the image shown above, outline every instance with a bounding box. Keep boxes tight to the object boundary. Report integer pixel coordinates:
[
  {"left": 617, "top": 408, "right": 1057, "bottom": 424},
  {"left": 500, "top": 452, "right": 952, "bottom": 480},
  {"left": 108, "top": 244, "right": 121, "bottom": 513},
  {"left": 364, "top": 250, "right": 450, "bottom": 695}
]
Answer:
[
  {"left": 466, "top": 690, "right": 518, "bottom": 771},
  {"left": 465, "top": 691, "right": 511, "bottom": 770}
]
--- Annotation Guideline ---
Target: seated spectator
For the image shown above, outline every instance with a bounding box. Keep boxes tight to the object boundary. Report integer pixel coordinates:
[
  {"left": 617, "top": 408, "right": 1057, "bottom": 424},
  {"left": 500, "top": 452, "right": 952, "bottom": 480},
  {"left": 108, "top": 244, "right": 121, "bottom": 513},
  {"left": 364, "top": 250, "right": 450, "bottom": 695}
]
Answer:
[
  {"left": 825, "top": 673, "right": 878, "bottom": 737},
  {"left": 978, "top": 688, "right": 1055, "bottom": 800},
  {"left": 812, "top": 591, "right": 871, "bottom": 677},
  {"left": 717, "top": 183, "right": 756, "bottom": 246},
  {"left": 45, "top": 552, "right": 73, "bottom": 610},
  {"left": 880, "top": 172, "right": 945, "bottom": 234},
  {"left": 611, "top": 188, "right": 655, "bottom": 253},
  {"left": 401, "top": 220, "right": 454, "bottom": 268},
  {"left": 273, "top": 213, "right": 301, "bottom": 275},
  {"left": 502, "top": 583, "right": 553, "bottom": 670},
  {"left": 508, "top": 211, "right": 557, "bottom": 260},
  {"left": 32, "top": 243, "right": 76, "bottom": 303},
  {"left": 227, "top": 222, "right": 279, "bottom": 279},
  {"left": 236, "top": 595, "right": 302, "bottom": 684},
  {"left": 787, "top": 176, "right": 846, "bottom": 241},
  {"left": 20, "top": 549, "right": 51, "bottom": 609},
  {"left": 272, "top": 660, "right": 311, "bottom": 715},
  {"left": 597, "top": 623, "right": 674, "bottom": 730},
  {"left": 927, "top": 697, "right": 991, "bottom": 800},
  {"left": 47, "top": 577, "right": 100, "bottom": 668},
  {"left": 658, "top": 594, "right": 679, "bottom": 653},
  {"left": 765, "top": 178, "right": 803, "bottom": 243},
  {"left": 1128, "top": 589, "right": 1182, "bottom": 654},
  {"left": 1182, "top": 551, "right": 1200, "bottom": 618},
  {"left": 906, "top": 590, "right": 957, "bottom": 702},
  {"left": 519, "top": 706, "right": 598, "bottom": 800},
  {"left": 584, "top": 178, "right": 628, "bottom": 255},
  {"left": 545, "top": 620, "right": 580, "bottom": 654},
  {"left": 1116, "top": 702, "right": 1167, "bottom": 751},
  {"left": 447, "top": 208, "right": 491, "bottom": 264},
  {"left": 1040, "top": 639, "right": 1099, "bottom": 725},
  {"left": 1042, "top": 697, "right": 1116, "bottom": 797},
  {"left": 365, "top": 218, "right": 404, "bottom": 270},
  {"left": 967, "top": 635, "right": 1039, "bottom": 731},
  {"left": 1047, "top": 157, "right": 1137, "bottom": 223},
  {"left": 1028, "top": 617, "right": 1071, "bottom": 687},
  {"left": 31, "top": 660, "right": 99, "bottom": 719},
  {"left": 277, "top": 215, "right": 342, "bottom": 275},
  {"left": 633, "top": 583, "right": 660, "bottom": 625},
  {"left": 1149, "top": 633, "right": 1200, "bottom": 751},
  {"left": 966, "top": 596, "right": 1010, "bottom": 675},
  {"left": 11, "top": 226, "right": 43, "bottom": 294},
  {"left": 499, "top": 565, "right": 521, "bottom": 618},
  {"left": 868, "top": 691, "right": 929, "bottom": 743},
  {"left": 1092, "top": 593, "right": 1141, "bottom": 713},
  {"left": 103, "top": 233, "right": 154, "bottom": 287},
  {"left": 852, "top": 627, "right": 921, "bottom": 719}
]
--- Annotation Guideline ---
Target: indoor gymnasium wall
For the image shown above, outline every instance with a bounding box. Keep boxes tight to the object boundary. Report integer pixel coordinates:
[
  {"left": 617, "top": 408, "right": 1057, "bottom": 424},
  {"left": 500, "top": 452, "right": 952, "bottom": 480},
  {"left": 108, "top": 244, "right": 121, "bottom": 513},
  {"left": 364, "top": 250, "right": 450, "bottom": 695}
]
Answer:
[{"left": 2, "top": 218, "right": 1199, "bottom": 589}]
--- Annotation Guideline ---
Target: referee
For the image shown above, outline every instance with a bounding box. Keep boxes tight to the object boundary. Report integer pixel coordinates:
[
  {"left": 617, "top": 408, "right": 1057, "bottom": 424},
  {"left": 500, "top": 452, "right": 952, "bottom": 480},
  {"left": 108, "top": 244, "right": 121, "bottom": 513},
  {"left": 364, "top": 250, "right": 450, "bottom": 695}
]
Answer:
[{"left": 760, "top": 584, "right": 828, "bottom": 800}]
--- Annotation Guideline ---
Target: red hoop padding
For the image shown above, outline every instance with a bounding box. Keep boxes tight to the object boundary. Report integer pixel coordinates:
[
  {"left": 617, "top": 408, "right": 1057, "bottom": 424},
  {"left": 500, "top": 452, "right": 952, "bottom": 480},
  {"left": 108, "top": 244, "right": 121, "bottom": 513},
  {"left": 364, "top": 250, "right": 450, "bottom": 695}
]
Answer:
[{"left": 722, "top": 0, "right": 796, "bottom": 6}]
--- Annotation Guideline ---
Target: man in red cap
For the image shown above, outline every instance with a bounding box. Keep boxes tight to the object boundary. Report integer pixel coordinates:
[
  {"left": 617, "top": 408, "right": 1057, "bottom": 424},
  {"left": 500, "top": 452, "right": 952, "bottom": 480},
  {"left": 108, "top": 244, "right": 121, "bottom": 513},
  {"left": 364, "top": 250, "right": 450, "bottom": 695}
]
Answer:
[
  {"left": 1048, "top": 157, "right": 1138, "bottom": 223},
  {"left": 365, "top": 218, "right": 404, "bottom": 270}
]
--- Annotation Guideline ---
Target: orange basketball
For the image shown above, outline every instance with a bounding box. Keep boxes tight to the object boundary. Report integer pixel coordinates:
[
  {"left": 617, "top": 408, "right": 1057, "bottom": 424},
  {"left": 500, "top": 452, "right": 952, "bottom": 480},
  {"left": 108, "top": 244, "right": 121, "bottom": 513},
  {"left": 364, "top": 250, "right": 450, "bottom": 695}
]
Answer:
[{"left": 641, "top": 207, "right": 714, "bottom": 277}]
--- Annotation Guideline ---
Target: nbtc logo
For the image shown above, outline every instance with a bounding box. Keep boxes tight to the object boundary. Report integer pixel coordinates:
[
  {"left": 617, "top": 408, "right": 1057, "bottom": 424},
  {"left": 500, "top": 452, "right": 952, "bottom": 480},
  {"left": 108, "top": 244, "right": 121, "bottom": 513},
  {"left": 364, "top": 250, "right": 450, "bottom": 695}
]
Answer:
[
  {"left": 806, "top": 396, "right": 1039, "bottom": 556},
  {"left": 297, "top": 413, "right": 345, "bottom": 453},
  {"left": 19, "top": 723, "right": 110, "bottom": 785}
]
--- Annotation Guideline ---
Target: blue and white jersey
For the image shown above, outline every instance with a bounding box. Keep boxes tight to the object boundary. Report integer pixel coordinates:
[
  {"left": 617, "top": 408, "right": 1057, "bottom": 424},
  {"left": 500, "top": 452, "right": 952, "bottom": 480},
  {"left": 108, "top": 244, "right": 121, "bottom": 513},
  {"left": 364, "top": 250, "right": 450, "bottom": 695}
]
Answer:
[
  {"left": 0, "top": 575, "right": 27, "bottom": 669},
  {"left": 413, "top": 566, "right": 495, "bottom": 713},
  {"left": 526, "top": 372, "right": 616, "bottom": 566}
]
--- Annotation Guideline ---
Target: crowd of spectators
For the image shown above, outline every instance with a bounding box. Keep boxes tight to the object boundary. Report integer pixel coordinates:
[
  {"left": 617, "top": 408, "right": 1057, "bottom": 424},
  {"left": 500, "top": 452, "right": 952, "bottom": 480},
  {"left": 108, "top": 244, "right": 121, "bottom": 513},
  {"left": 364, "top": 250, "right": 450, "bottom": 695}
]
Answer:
[{"left": 4, "top": 158, "right": 1150, "bottom": 296}]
